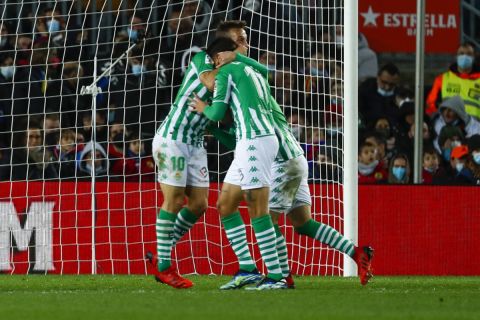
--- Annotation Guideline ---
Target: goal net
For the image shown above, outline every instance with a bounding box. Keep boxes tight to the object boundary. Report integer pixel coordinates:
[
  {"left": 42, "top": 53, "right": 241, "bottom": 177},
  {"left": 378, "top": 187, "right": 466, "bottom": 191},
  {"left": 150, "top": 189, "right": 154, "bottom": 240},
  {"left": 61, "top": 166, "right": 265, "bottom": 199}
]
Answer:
[{"left": 0, "top": 0, "right": 354, "bottom": 276}]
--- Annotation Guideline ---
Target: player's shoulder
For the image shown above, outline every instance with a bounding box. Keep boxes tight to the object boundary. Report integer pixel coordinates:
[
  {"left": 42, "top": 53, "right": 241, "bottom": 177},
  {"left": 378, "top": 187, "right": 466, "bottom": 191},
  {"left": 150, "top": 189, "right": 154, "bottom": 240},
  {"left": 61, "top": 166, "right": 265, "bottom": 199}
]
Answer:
[{"left": 191, "top": 50, "right": 210, "bottom": 64}]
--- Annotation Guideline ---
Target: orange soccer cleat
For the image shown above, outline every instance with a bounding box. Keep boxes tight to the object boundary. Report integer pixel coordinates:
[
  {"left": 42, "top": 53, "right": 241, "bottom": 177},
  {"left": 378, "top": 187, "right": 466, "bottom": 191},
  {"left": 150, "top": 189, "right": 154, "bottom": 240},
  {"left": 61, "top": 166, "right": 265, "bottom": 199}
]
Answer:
[
  {"left": 155, "top": 266, "right": 194, "bottom": 289},
  {"left": 353, "top": 246, "right": 374, "bottom": 286}
]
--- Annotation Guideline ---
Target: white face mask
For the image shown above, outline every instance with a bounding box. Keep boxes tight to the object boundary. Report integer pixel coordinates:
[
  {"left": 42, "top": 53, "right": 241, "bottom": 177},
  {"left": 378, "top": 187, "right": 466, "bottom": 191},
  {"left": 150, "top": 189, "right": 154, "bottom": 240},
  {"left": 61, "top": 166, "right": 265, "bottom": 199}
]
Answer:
[
  {"left": 0, "top": 65, "right": 15, "bottom": 80},
  {"left": 455, "top": 162, "right": 464, "bottom": 173},
  {"left": 0, "top": 37, "right": 7, "bottom": 47},
  {"left": 358, "top": 160, "right": 379, "bottom": 176}
]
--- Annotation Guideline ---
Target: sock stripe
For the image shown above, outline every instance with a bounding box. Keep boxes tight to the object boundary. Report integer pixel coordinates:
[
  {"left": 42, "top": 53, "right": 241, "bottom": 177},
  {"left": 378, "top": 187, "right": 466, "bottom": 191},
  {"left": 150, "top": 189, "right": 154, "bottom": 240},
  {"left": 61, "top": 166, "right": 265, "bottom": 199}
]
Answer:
[{"left": 177, "top": 214, "right": 194, "bottom": 227}]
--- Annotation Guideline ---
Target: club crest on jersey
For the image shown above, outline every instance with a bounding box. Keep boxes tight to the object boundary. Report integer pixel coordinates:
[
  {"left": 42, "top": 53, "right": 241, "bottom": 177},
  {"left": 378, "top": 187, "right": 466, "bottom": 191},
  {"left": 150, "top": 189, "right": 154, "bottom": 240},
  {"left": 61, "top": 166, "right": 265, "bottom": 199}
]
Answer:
[{"left": 175, "top": 172, "right": 182, "bottom": 181}]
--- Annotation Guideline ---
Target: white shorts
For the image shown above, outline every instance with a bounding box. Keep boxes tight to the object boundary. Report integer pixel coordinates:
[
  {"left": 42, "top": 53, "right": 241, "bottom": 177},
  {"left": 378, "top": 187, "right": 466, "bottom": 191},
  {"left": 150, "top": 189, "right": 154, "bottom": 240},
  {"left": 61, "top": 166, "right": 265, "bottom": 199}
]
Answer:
[
  {"left": 224, "top": 135, "right": 279, "bottom": 190},
  {"left": 269, "top": 155, "right": 312, "bottom": 213},
  {"left": 152, "top": 135, "right": 209, "bottom": 188}
]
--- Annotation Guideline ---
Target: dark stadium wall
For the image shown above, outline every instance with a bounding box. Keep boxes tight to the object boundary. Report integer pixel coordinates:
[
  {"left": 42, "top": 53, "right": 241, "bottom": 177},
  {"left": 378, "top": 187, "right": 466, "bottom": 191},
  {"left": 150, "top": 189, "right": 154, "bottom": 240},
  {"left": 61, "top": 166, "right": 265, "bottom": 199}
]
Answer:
[{"left": 0, "top": 182, "right": 478, "bottom": 275}]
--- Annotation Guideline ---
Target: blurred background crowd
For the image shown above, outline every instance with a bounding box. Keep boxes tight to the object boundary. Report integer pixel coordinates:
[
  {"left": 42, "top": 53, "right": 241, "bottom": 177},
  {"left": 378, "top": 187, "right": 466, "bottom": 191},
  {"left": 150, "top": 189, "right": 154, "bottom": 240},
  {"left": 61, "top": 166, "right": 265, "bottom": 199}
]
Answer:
[{"left": 0, "top": 0, "right": 479, "bottom": 185}]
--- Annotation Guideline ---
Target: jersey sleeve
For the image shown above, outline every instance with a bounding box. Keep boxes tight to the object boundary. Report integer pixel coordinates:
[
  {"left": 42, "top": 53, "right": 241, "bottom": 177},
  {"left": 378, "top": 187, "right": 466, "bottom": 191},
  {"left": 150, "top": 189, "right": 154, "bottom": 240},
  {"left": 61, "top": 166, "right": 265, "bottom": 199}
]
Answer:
[
  {"left": 235, "top": 53, "right": 268, "bottom": 78},
  {"left": 204, "top": 70, "right": 230, "bottom": 121},
  {"left": 191, "top": 51, "right": 214, "bottom": 76}
]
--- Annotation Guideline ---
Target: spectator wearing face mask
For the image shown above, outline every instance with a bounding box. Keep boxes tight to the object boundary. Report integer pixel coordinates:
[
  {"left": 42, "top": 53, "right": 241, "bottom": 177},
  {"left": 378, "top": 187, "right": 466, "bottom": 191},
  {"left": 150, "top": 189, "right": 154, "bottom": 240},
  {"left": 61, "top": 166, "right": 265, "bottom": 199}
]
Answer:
[
  {"left": 432, "top": 96, "right": 480, "bottom": 152},
  {"left": 387, "top": 153, "right": 410, "bottom": 184},
  {"left": 466, "top": 135, "right": 480, "bottom": 185},
  {"left": 426, "top": 42, "right": 480, "bottom": 120},
  {"left": 110, "top": 47, "right": 158, "bottom": 135},
  {"left": 359, "top": 63, "right": 401, "bottom": 128},
  {"left": 434, "top": 145, "right": 474, "bottom": 185},
  {"left": 35, "top": 7, "right": 66, "bottom": 47},
  {"left": 422, "top": 147, "right": 443, "bottom": 184},
  {"left": 436, "top": 125, "right": 465, "bottom": 164},
  {"left": 358, "top": 140, "right": 388, "bottom": 184},
  {"left": 373, "top": 117, "right": 397, "bottom": 159}
]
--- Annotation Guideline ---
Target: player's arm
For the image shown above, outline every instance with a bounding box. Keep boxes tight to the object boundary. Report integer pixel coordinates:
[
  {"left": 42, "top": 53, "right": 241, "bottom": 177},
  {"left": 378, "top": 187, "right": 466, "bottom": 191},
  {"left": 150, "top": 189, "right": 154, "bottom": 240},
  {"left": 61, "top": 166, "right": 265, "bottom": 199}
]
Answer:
[
  {"left": 199, "top": 69, "right": 218, "bottom": 92},
  {"left": 190, "top": 71, "right": 229, "bottom": 121},
  {"left": 217, "top": 52, "right": 269, "bottom": 78},
  {"left": 193, "top": 51, "right": 217, "bottom": 91}
]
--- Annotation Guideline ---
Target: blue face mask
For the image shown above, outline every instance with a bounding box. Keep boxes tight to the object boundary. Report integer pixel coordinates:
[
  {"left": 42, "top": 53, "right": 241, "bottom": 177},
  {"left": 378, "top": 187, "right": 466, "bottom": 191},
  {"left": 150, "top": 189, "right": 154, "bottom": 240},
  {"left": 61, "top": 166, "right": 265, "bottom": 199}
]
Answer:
[
  {"left": 392, "top": 166, "right": 406, "bottom": 181},
  {"left": 127, "top": 28, "right": 138, "bottom": 41},
  {"left": 473, "top": 153, "right": 480, "bottom": 165},
  {"left": 47, "top": 19, "right": 60, "bottom": 33},
  {"left": 378, "top": 87, "right": 394, "bottom": 97},
  {"left": 442, "top": 148, "right": 451, "bottom": 162},
  {"left": 457, "top": 54, "right": 474, "bottom": 70},
  {"left": 331, "top": 97, "right": 343, "bottom": 105},
  {"left": 131, "top": 63, "right": 144, "bottom": 76},
  {"left": 267, "top": 64, "right": 276, "bottom": 72},
  {"left": 311, "top": 68, "right": 326, "bottom": 77},
  {"left": 0, "top": 65, "right": 14, "bottom": 80}
]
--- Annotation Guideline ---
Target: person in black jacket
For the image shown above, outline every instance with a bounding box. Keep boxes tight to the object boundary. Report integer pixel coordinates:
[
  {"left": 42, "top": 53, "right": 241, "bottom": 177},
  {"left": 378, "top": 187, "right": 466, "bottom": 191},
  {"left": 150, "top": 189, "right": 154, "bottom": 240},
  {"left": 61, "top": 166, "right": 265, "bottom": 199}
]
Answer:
[{"left": 359, "top": 63, "right": 401, "bottom": 128}]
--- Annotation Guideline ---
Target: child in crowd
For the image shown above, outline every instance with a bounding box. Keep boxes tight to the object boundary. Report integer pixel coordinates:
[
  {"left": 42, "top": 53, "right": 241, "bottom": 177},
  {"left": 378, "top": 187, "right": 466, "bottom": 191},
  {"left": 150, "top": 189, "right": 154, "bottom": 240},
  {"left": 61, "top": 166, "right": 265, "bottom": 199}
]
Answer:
[
  {"left": 422, "top": 147, "right": 441, "bottom": 184},
  {"left": 387, "top": 153, "right": 410, "bottom": 184},
  {"left": 358, "top": 141, "right": 387, "bottom": 184},
  {"left": 466, "top": 135, "right": 480, "bottom": 185}
]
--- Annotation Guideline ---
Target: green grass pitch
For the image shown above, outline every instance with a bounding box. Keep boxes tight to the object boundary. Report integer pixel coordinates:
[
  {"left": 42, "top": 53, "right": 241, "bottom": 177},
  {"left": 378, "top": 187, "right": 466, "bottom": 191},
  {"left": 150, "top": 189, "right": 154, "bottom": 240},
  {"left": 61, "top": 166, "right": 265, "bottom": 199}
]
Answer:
[{"left": 0, "top": 275, "right": 479, "bottom": 320}]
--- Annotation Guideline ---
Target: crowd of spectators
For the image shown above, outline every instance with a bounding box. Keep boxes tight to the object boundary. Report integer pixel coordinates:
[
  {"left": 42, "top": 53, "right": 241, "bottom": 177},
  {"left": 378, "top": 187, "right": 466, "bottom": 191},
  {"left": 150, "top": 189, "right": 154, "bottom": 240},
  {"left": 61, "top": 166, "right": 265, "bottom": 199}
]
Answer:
[{"left": 0, "top": 1, "right": 479, "bottom": 185}]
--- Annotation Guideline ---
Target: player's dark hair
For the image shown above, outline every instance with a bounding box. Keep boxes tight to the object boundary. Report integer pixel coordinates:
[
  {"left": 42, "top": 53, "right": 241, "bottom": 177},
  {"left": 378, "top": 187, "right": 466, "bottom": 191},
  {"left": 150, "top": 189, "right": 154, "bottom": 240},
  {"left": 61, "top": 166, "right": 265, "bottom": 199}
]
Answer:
[
  {"left": 206, "top": 37, "right": 238, "bottom": 60},
  {"left": 216, "top": 20, "right": 247, "bottom": 37},
  {"left": 378, "top": 62, "right": 400, "bottom": 76}
]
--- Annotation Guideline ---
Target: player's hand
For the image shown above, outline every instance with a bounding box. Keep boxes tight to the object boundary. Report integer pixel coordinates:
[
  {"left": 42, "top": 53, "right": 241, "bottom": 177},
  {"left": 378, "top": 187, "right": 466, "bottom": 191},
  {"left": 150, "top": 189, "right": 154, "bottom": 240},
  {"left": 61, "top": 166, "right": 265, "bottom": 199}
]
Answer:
[
  {"left": 188, "top": 93, "right": 207, "bottom": 113},
  {"left": 216, "top": 51, "right": 236, "bottom": 68}
]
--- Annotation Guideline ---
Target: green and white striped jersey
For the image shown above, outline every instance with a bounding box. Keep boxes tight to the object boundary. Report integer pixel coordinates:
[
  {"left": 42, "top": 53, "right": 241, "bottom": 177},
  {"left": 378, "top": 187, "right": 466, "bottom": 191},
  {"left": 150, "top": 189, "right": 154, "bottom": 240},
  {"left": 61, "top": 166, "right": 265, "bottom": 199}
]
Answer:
[
  {"left": 270, "top": 96, "right": 304, "bottom": 162},
  {"left": 208, "top": 62, "right": 275, "bottom": 140},
  {"left": 232, "top": 54, "right": 303, "bottom": 161},
  {"left": 157, "top": 51, "right": 213, "bottom": 146}
]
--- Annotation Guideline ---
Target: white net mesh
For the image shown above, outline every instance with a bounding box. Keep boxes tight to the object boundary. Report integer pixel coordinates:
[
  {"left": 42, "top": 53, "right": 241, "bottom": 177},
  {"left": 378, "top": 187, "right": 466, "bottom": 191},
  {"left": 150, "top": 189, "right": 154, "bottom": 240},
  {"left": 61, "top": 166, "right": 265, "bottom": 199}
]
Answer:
[{"left": 0, "top": 0, "right": 346, "bottom": 275}]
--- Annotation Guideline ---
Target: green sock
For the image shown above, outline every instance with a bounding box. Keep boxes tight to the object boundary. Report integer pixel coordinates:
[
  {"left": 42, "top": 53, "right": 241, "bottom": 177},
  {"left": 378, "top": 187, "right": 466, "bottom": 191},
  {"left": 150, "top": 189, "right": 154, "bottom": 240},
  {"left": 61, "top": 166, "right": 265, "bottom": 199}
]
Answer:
[
  {"left": 274, "top": 224, "right": 290, "bottom": 278},
  {"left": 251, "top": 215, "right": 283, "bottom": 281},
  {"left": 156, "top": 209, "right": 177, "bottom": 272},
  {"left": 221, "top": 212, "right": 256, "bottom": 272},
  {"left": 172, "top": 207, "right": 200, "bottom": 245},
  {"left": 296, "top": 219, "right": 355, "bottom": 257}
]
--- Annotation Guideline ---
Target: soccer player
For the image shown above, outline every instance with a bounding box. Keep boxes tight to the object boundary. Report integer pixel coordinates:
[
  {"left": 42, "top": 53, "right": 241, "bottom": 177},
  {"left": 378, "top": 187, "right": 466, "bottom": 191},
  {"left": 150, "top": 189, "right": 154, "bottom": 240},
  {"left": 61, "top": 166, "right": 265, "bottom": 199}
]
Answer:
[
  {"left": 197, "top": 48, "right": 374, "bottom": 288},
  {"left": 150, "top": 22, "right": 244, "bottom": 289},
  {"left": 190, "top": 37, "right": 287, "bottom": 290}
]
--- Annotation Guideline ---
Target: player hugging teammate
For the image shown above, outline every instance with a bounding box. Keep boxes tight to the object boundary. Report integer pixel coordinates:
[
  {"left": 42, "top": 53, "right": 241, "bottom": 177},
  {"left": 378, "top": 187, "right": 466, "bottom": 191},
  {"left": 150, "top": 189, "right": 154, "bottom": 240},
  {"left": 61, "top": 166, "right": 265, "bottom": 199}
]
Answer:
[{"left": 149, "top": 20, "right": 374, "bottom": 290}]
